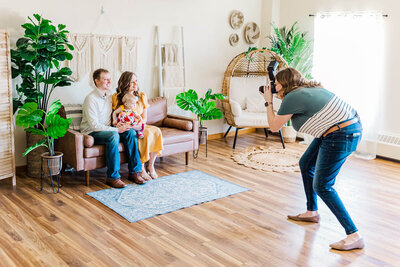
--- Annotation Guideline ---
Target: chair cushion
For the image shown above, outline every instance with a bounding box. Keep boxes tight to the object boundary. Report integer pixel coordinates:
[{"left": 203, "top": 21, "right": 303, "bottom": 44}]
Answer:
[
  {"left": 230, "top": 99, "right": 242, "bottom": 117},
  {"left": 245, "top": 96, "right": 266, "bottom": 113},
  {"left": 234, "top": 110, "right": 269, "bottom": 127},
  {"left": 147, "top": 97, "right": 167, "bottom": 126},
  {"left": 230, "top": 76, "right": 267, "bottom": 109},
  {"left": 64, "top": 104, "right": 83, "bottom": 131}
]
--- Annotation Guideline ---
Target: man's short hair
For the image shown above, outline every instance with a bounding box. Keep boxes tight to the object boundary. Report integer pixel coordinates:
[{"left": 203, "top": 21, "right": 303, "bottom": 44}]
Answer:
[{"left": 92, "top": 68, "right": 109, "bottom": 86}]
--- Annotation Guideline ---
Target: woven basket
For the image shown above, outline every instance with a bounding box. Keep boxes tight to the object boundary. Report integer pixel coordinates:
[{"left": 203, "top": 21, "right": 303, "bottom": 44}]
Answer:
[
  {"left": 26, "top": 132, "right": 47, "bottom": 178},
  {"left": 41, "top": 152, "right": 63, "bottom": 176},
  {"left": 221, "top": 49, "right": 288, "bottom": 127}
]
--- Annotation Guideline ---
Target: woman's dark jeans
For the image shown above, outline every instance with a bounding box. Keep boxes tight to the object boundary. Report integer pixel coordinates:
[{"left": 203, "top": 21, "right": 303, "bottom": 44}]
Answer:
[{"left": 299, "top": 120, "right": 362, "bottom": 235}]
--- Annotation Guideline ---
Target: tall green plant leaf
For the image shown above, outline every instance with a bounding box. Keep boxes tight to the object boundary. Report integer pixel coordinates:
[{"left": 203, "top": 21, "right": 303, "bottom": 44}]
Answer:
[
  {"left": 22, "top": 138, "right": 48, "bottom": 157},
  {"left": 16, "top": 102, "right": 44, "bottom": 128}
]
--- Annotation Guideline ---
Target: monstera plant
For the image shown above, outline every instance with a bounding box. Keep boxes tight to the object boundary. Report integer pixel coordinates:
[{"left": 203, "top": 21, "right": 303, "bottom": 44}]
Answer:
[
  {"left": 16, "top": 99, "right": 72, "bottom": 157},
  {"left": 176, "top": 89, "right": 225, "bottom": 128}
]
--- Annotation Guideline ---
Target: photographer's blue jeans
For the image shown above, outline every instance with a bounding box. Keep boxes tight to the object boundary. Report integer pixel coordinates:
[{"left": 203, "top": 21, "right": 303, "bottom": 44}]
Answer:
[
  {"left": 299, "top": 120, "right": 362, "bottom": 235},
  {"left": 89, "top": 129, "right": 142, "bottom": 179}
]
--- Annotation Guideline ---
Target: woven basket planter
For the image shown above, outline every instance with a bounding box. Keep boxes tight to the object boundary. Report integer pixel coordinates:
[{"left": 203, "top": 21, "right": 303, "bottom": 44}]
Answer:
[
  {"left": 26, "top": 132, "right": 47, "bottom": 178},
  {"left": 41, "top": 152, "right": 63, "bottom": 176}
]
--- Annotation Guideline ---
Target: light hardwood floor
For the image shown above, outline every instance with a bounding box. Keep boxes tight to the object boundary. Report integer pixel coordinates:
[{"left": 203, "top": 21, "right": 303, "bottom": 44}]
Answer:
[{"left": 1, "top": 132, "right": 399, "bottom": 266}]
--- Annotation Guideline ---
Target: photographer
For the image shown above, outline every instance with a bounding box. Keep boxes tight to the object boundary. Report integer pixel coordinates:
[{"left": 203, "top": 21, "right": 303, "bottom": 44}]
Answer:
[{"left": 261, "top": 67, "right": 364, "bottom": 251}]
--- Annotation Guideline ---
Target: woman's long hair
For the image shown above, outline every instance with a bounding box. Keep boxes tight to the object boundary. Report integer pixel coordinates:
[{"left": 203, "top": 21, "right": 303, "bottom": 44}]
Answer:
[
  {"left": 275, "top": 68, "right": 322, "bottom": 98},
  {"left": 116, "top": 71, "right": 139, "bottom": 107}
]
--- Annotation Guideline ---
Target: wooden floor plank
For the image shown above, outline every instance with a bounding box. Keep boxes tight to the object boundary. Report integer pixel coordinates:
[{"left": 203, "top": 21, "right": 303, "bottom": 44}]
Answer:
[{"left": 0, "top": 132, "right": 399, "bottom": 266}]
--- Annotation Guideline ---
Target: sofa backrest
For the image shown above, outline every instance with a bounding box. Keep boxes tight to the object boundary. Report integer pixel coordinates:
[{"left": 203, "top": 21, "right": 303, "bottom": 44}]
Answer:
[{"left": 147, "top": 97, "right": 167, "bottom": 126}]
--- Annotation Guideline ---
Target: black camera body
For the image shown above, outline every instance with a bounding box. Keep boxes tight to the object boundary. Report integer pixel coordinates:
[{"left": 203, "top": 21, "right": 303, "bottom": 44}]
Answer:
[{"left": 259, "top": 60, "right": 279, "bottom": 94}]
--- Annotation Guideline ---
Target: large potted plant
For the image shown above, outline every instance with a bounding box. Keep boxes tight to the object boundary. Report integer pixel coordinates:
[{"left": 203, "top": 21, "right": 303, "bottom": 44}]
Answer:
[
  {"left": 11, "top": 14, "right": 74, "bottom": 177},
  {"left": 268, "top": 21, "right": 313, "bottom": 142},
  {"left": 176, "top": 89, "right": 225, "bottom": 144},
  {"left": 16, "top": 99, "right": 72, "bottom": 177}
]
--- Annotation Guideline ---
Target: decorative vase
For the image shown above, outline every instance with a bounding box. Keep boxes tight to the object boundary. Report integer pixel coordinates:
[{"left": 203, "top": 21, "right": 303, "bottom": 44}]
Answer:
[
  {"left": 41, "top": 152, "right": 63, "bottom": 176},
  {"left": 199, "top": 126, "right": 208, "bottom": 145},
  {"left": 282, "top": 125, "right": 297, "bottom": 143},
  {"left": 26, "top": 132, "right": 47, "bottom": 178}
]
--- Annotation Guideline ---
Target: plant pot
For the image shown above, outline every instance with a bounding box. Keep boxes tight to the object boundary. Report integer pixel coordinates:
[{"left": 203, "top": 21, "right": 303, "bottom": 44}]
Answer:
[
  {"left": 281, "top": 126, "right": 297, "bottom": 143},
  {"left": 26, "top": 132, "right": 47, "bottom": 178},
  {"left": 41, "top": 152, "right": 63, "bottom": 176},
  {"left": 199, "top": 127, "right": 208, "bottom": 145}
]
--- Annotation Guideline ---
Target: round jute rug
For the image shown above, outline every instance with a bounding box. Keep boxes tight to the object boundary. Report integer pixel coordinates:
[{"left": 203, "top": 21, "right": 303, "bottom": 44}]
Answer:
[{"left": 231, "top": 146, "right": 301, "bottom": 172}]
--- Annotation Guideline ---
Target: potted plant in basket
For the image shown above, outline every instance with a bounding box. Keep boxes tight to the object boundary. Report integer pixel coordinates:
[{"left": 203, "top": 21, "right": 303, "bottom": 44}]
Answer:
[
  {"left": 11, "top": 14, "right": 74, "bottom": 176},
  {"left": 176, "top": 89, "right": 225, "bottom": 144},
  {"left": 16, "top": 99, "right": 72, "bottom": 177}
]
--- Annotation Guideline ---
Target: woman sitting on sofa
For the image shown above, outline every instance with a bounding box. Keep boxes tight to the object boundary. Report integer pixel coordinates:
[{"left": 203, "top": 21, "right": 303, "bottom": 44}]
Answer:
[{"left": 112, "top": 71, "right": 163, "bottom": 181}]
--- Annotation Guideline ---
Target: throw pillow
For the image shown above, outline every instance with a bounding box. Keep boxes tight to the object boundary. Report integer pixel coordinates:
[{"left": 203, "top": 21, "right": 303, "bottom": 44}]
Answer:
[
  {"left": 64, "top": 104, "right": 83, "bottom": 131},
  {"left": 245, "top": 96, "right": 266, "bottom": 113}
]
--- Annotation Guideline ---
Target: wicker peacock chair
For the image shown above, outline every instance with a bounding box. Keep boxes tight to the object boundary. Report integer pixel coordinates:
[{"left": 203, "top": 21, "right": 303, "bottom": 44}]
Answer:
[{"left": 221, "top": 49, "right": 288, "bottom": 149}]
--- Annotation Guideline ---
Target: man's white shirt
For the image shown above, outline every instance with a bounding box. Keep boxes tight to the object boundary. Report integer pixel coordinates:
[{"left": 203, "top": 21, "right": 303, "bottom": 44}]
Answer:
[{"left": 80, "top": 88, "right": 117, "bottom": 134}]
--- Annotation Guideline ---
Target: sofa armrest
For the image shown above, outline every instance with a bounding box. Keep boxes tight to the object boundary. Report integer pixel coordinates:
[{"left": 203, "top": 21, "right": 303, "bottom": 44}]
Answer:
[
  {"left": 55, "top": 129, "right": 85, "bottom": 171},
  {"left": 165, "top": 114, "right": 199, "bottom": 150}
]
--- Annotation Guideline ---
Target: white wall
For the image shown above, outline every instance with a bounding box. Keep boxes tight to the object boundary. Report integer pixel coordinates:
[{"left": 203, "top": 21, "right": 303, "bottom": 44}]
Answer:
[
  {"left": 0, "top": 0, "right": 268, "bottom": 166},
  {"left": 278, "top": 0, "right": 400, "bottom": 136}
]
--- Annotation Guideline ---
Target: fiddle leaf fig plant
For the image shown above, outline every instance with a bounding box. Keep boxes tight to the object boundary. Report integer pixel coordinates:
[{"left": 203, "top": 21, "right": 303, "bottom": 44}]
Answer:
[
  {"left": 11, "top": 13, "right": 74, "bottom": 114},
  {"left": 176, "top": 89, "right": 225, "bottom": 127},
  {"left": 16, "top": 99, "right": 72, "bottom": 156}
]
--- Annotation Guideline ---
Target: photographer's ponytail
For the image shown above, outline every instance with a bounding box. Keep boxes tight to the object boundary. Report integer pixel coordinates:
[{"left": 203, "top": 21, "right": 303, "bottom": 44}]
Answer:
[{"left": 276, "top": 68, "right": 322, "bottom": 97}]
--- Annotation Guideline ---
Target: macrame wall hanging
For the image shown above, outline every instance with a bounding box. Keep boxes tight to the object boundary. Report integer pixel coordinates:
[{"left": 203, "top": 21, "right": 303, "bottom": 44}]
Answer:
[
  {"left": 66, "top": 33, "right": 91, "bottom": 81},
  {"left": 120, "top": 36, "right": 138, "bottom": 73},
  {"left": 66, "top": 33, "right": 138, "bottom": 84}
]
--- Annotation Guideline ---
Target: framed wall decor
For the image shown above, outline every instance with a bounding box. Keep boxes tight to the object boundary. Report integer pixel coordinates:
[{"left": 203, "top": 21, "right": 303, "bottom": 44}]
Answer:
[
  {"left": 244, "top": 22, "right": 260, "bottom": 44},
  {"left": 229, "top": 33, "right": 239, "bottom": 46},
  {"left": 230, "top": 10, "right": 244, "bottom": 29}
]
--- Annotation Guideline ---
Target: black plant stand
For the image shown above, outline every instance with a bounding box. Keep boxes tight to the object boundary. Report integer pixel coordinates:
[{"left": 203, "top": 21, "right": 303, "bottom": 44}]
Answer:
[{"left": 41, "top": 156, "right": 62, "bottom": 193}]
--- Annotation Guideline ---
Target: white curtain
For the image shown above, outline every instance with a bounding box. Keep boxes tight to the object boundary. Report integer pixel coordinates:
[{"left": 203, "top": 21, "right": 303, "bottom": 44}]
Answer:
[{"left": 312, "top": 12, "right": 384, "bottom": 160}]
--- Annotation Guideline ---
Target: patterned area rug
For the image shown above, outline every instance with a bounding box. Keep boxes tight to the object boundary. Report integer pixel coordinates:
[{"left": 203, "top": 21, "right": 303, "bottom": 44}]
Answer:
[
  {"left": 231, "top": 146, "right": 301, "bottom": 172},
  {"left": 87, "top": 170, "right": 248, "bottom": 223}
]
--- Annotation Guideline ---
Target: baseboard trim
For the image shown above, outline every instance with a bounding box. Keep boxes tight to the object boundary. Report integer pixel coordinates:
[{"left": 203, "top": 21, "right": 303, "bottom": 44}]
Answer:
[{"left": 208, "top": 128, "right": 256, "bottom": 140}]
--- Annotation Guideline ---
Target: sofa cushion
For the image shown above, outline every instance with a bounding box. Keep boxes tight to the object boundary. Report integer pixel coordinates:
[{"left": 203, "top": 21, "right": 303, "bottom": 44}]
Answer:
[
  {"left": 84, "top": 143, "right": 125, "bottom": 158},
  {"left": 160, "top": 127, "right": 195, "bottom": 145},
  {"left": 163, "top": 117, "right": 193, "bottom": 131},
  {"left": 147, "top": 97, "right": 167, "bottom": 126}
]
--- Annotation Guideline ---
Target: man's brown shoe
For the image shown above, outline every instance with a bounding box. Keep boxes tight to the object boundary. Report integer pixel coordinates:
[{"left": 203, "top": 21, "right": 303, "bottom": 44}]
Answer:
[
  {"left": 287, "top": 214, "right": 320, "bottom": 223},
  {"left": 128, "top": 173, "right": 146, "bottom": 184},
  {"left": 105, "top": 178, "right": 126, "bottom": 188}
]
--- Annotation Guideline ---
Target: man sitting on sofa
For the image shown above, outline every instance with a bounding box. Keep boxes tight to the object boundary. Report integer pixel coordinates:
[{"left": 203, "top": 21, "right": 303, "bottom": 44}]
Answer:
[{"left": 80, "top": 68, "right": 145, "bottom": 188}]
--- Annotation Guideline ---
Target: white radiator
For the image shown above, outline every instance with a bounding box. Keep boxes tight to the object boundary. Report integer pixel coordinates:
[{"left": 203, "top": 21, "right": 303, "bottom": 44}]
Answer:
[{"left": 377, "top": 132, "right": 400, "bottom": 161}]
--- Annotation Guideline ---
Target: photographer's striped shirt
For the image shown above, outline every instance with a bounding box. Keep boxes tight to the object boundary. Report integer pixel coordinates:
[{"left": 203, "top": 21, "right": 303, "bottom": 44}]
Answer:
[{"left": 277, "top": 87, "right": 357, "bottom": 138}]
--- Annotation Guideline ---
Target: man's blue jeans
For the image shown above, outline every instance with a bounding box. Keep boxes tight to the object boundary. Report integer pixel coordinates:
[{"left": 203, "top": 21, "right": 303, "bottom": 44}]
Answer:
[
  {"left": 89, "top": 129, "right": 142, "bottom": 179},
  {"left": 299, "top": 120, "right": 362, "bottom": 235}
]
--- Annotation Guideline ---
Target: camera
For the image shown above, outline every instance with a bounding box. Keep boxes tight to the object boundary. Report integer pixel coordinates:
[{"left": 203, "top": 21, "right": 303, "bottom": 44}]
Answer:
[{"left": 259, "top": 60, "right": 279, "bottom": 94}]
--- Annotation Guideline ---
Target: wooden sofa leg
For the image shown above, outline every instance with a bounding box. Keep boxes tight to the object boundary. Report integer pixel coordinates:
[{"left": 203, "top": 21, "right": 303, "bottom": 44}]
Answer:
[
  {"left": 85, "top": 170, "right": 90, "bottom": 186},
  {"left": 185, "top": 152, "right": 189, "bottom": 165}
]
